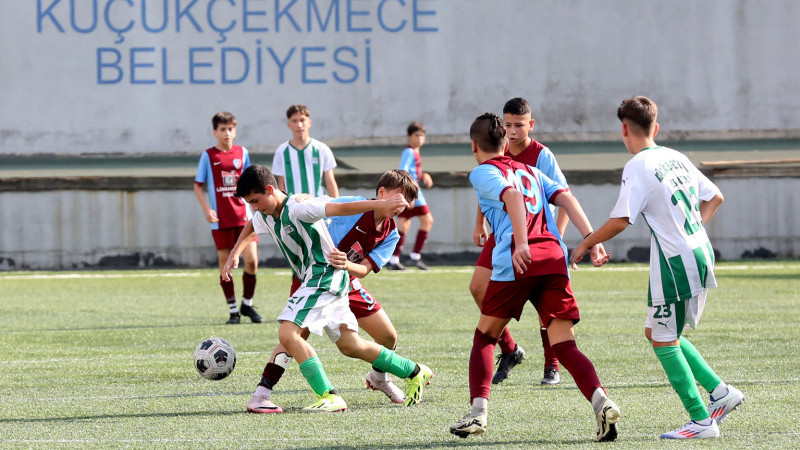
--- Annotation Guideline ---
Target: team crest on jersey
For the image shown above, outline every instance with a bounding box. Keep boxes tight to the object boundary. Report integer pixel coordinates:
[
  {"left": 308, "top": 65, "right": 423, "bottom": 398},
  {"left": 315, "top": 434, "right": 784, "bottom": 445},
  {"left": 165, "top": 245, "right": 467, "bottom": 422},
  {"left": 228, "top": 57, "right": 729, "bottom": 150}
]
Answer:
[
  {"left": 282, "top": 224, "right": 296, "bottom": 235},
  {"left": 346, "top": 241, "right": 365, "bottom": 263},
  {"left": 311, "top": 157, "right": 319, "bottom": 164},
  {"left": 233, "top": 158, "right": 242, "bottom": 169}
]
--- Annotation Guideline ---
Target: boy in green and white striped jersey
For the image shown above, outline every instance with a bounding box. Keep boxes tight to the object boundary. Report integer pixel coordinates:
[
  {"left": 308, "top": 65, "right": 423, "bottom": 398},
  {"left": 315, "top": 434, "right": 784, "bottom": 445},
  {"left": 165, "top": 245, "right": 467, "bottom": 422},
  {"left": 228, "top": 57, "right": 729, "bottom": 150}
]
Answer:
[
  {"left": 221, "top": 165, "right": 432, "bottom": 412},
  {"left": 571, "top": 96, "right": 744, "bottom": 439},
  {"left": 272, "top": 104, "right": 339, "bottom": 197}
]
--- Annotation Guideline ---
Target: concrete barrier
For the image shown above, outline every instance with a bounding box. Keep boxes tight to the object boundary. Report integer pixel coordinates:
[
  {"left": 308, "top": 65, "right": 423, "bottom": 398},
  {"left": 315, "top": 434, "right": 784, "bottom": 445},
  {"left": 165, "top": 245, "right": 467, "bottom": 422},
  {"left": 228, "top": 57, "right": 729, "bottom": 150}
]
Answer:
[{"left": 1, "top": 164, "right": 797, "bottom": 270}]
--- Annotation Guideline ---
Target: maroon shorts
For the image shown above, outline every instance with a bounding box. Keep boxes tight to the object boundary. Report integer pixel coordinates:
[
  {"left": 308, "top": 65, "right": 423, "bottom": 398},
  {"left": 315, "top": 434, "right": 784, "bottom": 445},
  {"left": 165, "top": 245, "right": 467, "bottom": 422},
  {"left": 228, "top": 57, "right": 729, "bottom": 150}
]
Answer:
[
  {"left": 399, "top": 204, "right": 430, "bottom": 219},
  {"left": 475, "top": 234, "right": 496, "bottom": 269},
  {"left": 290, "top": 275, "right": 382, "bottom": 319},
  {"left": 482, "top": 274, "right": 580, "bottom": 326},
  {"left": 212, "top": 226, "right": 257, "bottom": 250}
]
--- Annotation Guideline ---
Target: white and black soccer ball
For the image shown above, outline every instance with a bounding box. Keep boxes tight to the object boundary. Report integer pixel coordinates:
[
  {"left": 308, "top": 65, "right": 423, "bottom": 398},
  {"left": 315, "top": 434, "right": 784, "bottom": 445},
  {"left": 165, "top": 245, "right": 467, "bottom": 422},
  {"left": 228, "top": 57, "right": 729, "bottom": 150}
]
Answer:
[{"left": 194, "top": 337, "right": 236, "bottom": 380}]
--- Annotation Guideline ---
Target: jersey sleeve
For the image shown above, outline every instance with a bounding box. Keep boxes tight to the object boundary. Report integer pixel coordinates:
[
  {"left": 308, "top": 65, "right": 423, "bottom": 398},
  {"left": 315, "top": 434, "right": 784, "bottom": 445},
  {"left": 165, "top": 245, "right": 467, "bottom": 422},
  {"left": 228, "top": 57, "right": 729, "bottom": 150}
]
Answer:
[
  {"left": 399, "top": 148, "right": 416, "bottom": 179},
  {"left": 252, "top": 214, "right": 268, "bottom": 235},
  {"left": 534, "top": 168, "right": 567, "bottom": 203},
  {"left": 368, "top": 228, "right": 399, "bottom": 272},
  {"left": 693, "top": 165, "right": 720, "bottom": 202},
  {"left": 242, "top": 147, "right": 251, "bottom": 169},
  {"left": 290, "top": 195, "right": 330, "bottom": 223},
  {"left": 271, "top": 145, "right": 285, "bottom": 176},
  {"left": 319, "top": 142, "right": 337, "bottom": 171},
  {"left": 469, "top": 165, "right": 512, "bottom": 202},
  {"left": 195, "top": 152, "right": 210, "bottom": 184},
  {"left": 537, "top": 148, "right": 569, "bottom": 190},
  {"left": 610, "top": 161, "right": 647, "bottom": 224}
]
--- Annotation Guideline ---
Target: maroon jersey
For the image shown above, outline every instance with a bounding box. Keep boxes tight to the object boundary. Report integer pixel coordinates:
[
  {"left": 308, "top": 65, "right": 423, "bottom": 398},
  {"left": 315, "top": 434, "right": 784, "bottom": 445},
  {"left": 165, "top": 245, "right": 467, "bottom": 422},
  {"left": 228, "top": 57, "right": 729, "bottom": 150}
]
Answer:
[
  {"left": 194, "top": 145, "right": 251, "bottom": 230},
  {"left": 328, "top": 206, "right": 399, "bottom": 273}
]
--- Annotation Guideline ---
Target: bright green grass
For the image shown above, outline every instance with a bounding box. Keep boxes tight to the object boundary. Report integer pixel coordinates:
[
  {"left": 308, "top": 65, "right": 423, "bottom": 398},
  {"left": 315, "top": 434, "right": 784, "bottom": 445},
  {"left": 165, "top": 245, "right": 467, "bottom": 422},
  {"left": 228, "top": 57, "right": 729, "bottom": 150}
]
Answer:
[{"left": 1, "top": 261, "right": 799, "bottom": 448}]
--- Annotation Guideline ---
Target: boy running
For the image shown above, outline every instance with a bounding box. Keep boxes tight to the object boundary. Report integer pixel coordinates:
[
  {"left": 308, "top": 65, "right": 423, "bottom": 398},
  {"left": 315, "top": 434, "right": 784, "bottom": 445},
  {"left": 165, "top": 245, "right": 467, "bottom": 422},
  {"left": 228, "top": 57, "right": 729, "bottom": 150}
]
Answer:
[
  {"left": 193, "top": 111, "right": 262, "bottom": 325},
  {"left": 272, "top": 104, "right": 339, "bottom": 197},
  {"left": 450, "top": 113, "right": 620, "bottom": 442},
  {"left": 223, "top": 165, "right": 432, "bottom": 412},
  {"left": 246, "top": 170, "right": 420, "bottom": 413},
  {"left": 471, "top": 98, "right": 570, "bottom": 385},
  {"left": 570, "top": 96, "right": 744, "bottom": 439},
  {"left": 388, "top": 121, "right": 434, "bottom": 270}
]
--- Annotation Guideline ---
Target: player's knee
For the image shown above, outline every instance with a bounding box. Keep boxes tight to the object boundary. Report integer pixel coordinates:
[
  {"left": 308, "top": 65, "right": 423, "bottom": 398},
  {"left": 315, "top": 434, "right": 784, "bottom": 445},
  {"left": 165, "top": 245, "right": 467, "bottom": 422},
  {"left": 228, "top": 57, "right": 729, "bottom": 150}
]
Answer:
[
  {"left": 469, "top": 282, "right": 484, "bottom": 306},
  {"left": 377, "top": 331, "right": 398, "bottom": 350},
  {"left": 335, "top": 339, "right": 361, "bottom": 358}
]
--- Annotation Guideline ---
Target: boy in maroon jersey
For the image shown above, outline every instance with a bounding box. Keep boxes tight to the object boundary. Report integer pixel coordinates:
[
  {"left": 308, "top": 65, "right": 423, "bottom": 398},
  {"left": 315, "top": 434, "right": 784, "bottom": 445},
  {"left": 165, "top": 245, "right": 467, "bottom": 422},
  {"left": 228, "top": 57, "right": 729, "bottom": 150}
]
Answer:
[
  {"left": 450, "top": 113, "right": 620, "bottom": 442},
  {"left": 471, "top": 98, "right": 571, "bottom": 385},
  {"left": 193, "top": 112, "right": 261, "bottom": 324},
  {"left": 246, "top": 170, "right": 424, "bottom": 413}
]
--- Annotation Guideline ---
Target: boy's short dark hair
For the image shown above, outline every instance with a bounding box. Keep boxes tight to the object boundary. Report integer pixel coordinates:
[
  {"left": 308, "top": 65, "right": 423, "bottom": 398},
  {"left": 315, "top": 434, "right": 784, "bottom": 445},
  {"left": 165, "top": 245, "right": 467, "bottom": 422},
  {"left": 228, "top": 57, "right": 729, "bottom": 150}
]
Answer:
[
  {"left": 377, "top": 170, "right": 419, "bottom": 203},
  {"left": 286, "top": 104, "right": 310, "bottom": 119},
  {"left": 407, "top": 121, "right": 426, "bottom": 136},
  {"left": 502, "top": 97, "right": 531, "bottom": 116},
  {"left": 235, "top": 165, "right": 277, "bottom": 198},
  {"left": 212, "top": 111, "right": 236, "bottom": 130},
  {"left": 470, "top": 113, "right": 507, "bottom": 152},
  {"left": 617, "top": 96, "right": 658, "bottom": 135}
]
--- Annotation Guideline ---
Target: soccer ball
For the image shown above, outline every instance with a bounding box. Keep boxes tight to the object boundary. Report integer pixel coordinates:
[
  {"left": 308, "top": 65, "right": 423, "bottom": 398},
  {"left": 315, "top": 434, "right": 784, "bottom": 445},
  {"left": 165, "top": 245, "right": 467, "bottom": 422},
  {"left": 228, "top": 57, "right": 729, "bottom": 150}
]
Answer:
[{"left": 194, "top": 337, "right": 236, "bottom": 380}]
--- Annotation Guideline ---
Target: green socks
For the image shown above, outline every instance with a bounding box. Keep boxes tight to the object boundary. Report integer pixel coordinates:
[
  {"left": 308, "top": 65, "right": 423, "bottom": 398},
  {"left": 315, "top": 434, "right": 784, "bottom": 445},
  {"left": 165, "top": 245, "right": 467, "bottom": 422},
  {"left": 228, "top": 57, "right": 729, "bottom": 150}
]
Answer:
[
  {"left": 680, "top": 337, "right": 723, "bottom": 393},
  {"left": 653, "top": 345, "right": 709, "bottom": 421},
  {"left": 372, "top": 347, "right": 416, "bottom": 379},
  {"left": 298, "top": 355, "right": 335, "bottom": 397}
]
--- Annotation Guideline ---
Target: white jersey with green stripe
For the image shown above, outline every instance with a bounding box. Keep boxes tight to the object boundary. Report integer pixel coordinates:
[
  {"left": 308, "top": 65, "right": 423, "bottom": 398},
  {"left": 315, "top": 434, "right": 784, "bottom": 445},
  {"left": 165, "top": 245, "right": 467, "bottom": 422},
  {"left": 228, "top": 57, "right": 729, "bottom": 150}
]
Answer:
[
  {"left": 251, "top": 195, "right": 349, "bottom": 298},
  {"left": 271, "top": 138, "right": 337, "bottom": 196},
  {"left": 610, "top": 146, "right": 720, "bottom": 306}
]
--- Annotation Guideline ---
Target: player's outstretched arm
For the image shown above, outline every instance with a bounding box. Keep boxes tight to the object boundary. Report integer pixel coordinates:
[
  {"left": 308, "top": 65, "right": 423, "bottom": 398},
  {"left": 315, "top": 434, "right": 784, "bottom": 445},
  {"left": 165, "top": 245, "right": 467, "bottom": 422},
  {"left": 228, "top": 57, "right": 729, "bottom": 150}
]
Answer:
[
  {"left": 324, "top": 193, "right": 409, "bottom": 218},
  {"left": 556, "top": 207, "right": 570, "bottom": 237},
  {"left": 221, "top": 220, "right": 257, "bottom": 281},
  {"left": 700, "top": 192, "right": 724, "bottom": 225},
  {"left": 501, "top": 188, "right": 532, "bottom": 274},
  {"left": 553, "top": 191, "right": 610, "bottom": 268},
  {"left": 473, "top": 205, "right": 488, "bottom": 247},
  {"left": 570, "top": 217, "right": 629, "bottom": 268}
]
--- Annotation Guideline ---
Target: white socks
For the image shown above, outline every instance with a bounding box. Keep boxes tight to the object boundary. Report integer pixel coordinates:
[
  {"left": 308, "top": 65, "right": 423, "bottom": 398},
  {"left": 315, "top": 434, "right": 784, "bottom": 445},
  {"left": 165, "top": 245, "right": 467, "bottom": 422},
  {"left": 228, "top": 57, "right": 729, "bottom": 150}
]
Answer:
[
  {"left": 470, "top": 397, "right": 488, "bottom": 417},
  {"left": 254, "top": 385, "right": 272, "bottom": 398},
  {"left": 590, "top": 388, "right": 608, "bottom": 415}
]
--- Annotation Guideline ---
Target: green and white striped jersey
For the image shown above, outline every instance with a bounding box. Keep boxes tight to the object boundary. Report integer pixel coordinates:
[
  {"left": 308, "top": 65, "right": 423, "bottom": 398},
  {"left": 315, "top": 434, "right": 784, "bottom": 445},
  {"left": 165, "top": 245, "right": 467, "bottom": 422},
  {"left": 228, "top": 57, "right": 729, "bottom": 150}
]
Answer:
[
  {"left": 251, "top": 195, "right": 348, "bottom": 297},
  {"left": 271, "top": 138, "right": 337, "bottom": 196},
  {"left": 611, "top": 146, "right": 720, "bottom": 306}
]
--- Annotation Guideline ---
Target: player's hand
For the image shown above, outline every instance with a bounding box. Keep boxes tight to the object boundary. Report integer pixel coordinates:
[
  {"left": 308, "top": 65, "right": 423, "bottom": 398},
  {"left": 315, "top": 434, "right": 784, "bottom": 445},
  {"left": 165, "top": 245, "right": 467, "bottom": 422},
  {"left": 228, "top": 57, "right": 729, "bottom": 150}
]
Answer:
[
  {"left": 569, "top": 242, "right": 589, "bottom": 270},
  {"left": 220, "top": 256, "right": 238, "bottom": 281},
  {"left": 294, "top": 193, "right": 313, "bottom": 203},
  {"left": 328, "top": 248, "right": 348, "bottom": 270},
  {"left": 206, "top": 209, "right": 219, "bottom": 223},
  {"left": 512, "top": 245, "right": 531, "bottom": 274},
  {"left": 589, "top": 243, "right": 610, "bottom": 267},
  {"left": 473, "top": 224, "right": 488, "bottom": 247},
  {"left": 378, "top": 193, "right": 410, "bottom": 217},
  {"left": 421, "top": 173, "right": 433, "bottom": 189}
]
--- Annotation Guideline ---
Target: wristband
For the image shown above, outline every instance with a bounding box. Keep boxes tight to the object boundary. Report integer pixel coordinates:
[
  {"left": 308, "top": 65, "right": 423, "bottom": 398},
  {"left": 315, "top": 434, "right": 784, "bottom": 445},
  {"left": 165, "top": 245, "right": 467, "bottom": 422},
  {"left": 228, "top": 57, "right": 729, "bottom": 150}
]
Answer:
[{"left": 584, "top": 231, "right": 594, "bottom": 239}]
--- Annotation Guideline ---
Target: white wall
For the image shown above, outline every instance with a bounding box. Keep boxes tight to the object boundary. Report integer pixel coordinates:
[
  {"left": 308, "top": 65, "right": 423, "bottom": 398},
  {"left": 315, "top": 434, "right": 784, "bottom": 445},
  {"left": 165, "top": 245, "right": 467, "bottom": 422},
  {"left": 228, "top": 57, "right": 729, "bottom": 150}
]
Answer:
[
  {"left": 1, "top": 177, "right": 797, "bottom": 270},
  {"left": 2, "top": 1, "right": 800, "bottom": 155}
]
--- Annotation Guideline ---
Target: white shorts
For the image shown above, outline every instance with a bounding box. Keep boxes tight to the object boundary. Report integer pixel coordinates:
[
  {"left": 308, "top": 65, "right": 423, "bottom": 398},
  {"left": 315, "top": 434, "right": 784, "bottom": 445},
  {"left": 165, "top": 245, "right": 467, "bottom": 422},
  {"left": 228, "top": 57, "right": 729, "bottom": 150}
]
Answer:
[
  {"left": 277, "top": 286, "right": 358, "bottom": 342},
  {"left": 645, "top": 289, "right": 708, "bottom": 342}
]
